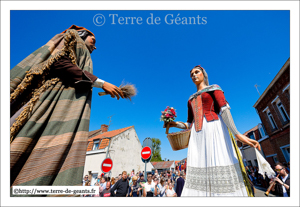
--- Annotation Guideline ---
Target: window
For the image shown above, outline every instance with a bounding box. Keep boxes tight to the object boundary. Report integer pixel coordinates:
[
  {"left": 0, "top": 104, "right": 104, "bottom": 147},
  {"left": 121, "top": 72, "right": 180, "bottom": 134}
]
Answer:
[
  {"left": 266, "top": 108, "right": 278, "bottom": 130},
  {"left": 276, "top": 101, "right": 289, "bottom": 122},
  {"left": 271, "top": 96, "right": 289, "bottom": 124},
  {"left": 280, "top": 144, "right": 290, "bottom": 162},
  {"left": 282, "top": 84, "right": 290, "bottom": 94},
  {"left": 282, "top": 84, "right": 290, "bottom": 100},
  {"left": 248, "top": 132, "right": 255, "bottom": 140},
  {"left": 258, "top": 124, "right": 267, "bottom": 138},
  {"left": 92, "top": 140, "right": 100, "bottom": 150},
  {"left": 272, "top": 155, "right": 278, "bottom": 163}
]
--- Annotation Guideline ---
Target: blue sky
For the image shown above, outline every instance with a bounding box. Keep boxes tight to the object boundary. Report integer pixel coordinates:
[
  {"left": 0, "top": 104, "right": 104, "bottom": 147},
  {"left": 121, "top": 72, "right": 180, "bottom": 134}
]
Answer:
[{"left": 10, "top": 10, "right": 290, "bottom": 162}]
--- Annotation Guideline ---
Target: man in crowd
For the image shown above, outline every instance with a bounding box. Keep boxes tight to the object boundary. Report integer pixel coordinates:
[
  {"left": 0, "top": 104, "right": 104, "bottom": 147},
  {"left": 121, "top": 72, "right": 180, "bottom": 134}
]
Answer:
[
  {"left": 141, "top": 172, "right": 158, "bottom": 197},
  {"left": 110, "top": 171, "right": 129, "bottom": 197},
  {"left": 137, "top": 173, "right": 146, "bottom": 184},
  {"left": 100, "top": 181, "right": 112, "bottom": 197},
  {"left": 176, "top": 171, "right": 185, "bottom": 197},
  {"left": 82, "top": 175, "right": 89, "bottom": 186},
  {"left": 270, "top": 162, "right": 290, "bottom": 197},
  {"left": 100, "top": 177, "right": 107, "bottom": 190}
]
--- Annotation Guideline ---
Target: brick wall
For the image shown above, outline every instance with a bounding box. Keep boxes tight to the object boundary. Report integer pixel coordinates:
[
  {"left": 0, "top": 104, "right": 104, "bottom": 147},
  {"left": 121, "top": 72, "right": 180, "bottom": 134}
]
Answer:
[
  {"left": 254, "top": 129, "right": 260, "bottom": 140},
  {"left": 273, "top": 130, "right": 290, "bottom": 163},
  {"left": 254, "top": 61, "right": 290, "bottom": 168},
  {"left": 260, "top": 139, "right": 276, "bottom": 156},
  {"left": 256, "top": 66, "right": 290, "bottom": 136}
]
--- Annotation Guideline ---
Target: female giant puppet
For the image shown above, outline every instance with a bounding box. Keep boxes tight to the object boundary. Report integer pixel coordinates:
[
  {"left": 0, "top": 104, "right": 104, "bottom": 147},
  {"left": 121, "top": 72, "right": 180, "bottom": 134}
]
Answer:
[
  {"left": 166, "top": 65, "right": 261, "bottom": 196},
  {"left": 10, "top": 25, "right": 124, "bottom": 189}
]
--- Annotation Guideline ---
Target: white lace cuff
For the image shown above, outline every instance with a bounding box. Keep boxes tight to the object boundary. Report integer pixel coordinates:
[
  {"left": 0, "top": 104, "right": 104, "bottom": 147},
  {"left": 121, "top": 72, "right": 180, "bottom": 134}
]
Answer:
[
  {"left": 92, "top": 78, "right": 105, "bottom": 88},
  {"left": 220, "top": 103, "right": 231, "bottom": 115},
  {"left": 176, "top": 122, "right": 190, "bottom": 129}
]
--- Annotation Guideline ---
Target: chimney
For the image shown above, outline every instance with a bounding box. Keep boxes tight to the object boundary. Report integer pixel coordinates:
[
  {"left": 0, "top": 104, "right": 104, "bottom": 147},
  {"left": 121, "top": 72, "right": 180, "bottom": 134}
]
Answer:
[{"left": 101, "top": 124, "right": 108, "bottom": 133}]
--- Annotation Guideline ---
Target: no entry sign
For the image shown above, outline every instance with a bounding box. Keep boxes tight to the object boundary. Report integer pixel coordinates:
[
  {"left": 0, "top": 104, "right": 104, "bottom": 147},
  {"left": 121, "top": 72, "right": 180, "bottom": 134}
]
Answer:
[
  {"left": 141, "top": 146, "right": 152, "bottom": 160},
  {"left": 101, "top": 158, "right": 113, "bottom": 173}
]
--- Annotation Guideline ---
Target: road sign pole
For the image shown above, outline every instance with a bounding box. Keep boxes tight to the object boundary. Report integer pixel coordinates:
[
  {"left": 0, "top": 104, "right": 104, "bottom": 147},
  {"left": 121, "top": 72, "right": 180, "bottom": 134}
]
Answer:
[
  {"left": 141, "top": 146, "right": 152, "bottom": 175},
  {"left": 142, "top": 138, "right": 152, "bottom": 175},
  {"left": 104, "top": 137, "right": 112, "bottom": 177}
]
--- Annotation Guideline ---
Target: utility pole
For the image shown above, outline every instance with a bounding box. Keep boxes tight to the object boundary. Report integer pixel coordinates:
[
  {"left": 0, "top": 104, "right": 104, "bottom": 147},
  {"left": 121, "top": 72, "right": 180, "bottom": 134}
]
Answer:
[{"left": 254, "top": 84, "right": 261, "bottom": 96}]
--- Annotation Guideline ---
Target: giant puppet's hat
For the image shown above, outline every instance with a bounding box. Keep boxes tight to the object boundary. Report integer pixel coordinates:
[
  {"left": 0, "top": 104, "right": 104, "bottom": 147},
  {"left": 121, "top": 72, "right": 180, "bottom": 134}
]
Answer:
[{"left": 62, "top": 25, "right": 95, "bottom": 36}]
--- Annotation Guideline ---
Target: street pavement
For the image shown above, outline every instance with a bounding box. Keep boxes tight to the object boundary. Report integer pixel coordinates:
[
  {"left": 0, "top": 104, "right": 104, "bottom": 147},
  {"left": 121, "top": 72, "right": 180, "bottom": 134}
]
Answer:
[{"left": 253, "top": 184, "right": 276, "bottom": 197}]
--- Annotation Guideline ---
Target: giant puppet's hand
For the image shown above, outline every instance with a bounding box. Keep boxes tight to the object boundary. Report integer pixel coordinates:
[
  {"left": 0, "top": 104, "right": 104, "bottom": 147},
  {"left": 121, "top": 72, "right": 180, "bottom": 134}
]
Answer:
[
  {"left": 235, "top": 134, "right": 261, "bottom": 151},
  {"left": 102, "top": 82, "right": 125, "bottom": 100},
  {"left": 163, "top": 121, "right": 189, "bottom": 129},
  {"left": 163, "top": 121, "right": 177, "bottom": 128}
]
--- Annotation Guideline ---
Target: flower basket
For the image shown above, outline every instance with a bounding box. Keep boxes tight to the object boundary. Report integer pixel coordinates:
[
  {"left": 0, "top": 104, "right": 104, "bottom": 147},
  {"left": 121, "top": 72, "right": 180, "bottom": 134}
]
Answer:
[{"left": 166, "top": 122, "right": 191, "bottom": 151}]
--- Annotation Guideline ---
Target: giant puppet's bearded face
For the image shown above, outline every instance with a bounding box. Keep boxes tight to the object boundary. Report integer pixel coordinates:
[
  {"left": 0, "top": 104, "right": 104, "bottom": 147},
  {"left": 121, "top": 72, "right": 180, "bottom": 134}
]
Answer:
[{"left": 85, "top": 35, "right": 96, "bottom": 54}]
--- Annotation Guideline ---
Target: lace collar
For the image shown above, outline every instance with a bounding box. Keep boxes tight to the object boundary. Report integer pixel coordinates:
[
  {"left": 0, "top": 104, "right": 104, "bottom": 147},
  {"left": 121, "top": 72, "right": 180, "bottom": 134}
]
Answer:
[{"left": 188, "top": 84, "right": 223, "bottom": 101}]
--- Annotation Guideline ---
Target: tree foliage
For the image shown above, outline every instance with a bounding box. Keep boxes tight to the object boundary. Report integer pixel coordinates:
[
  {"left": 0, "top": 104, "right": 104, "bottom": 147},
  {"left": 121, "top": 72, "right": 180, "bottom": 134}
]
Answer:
[{"left": 150, "top": 138, "right": 163, "bottom": 162}]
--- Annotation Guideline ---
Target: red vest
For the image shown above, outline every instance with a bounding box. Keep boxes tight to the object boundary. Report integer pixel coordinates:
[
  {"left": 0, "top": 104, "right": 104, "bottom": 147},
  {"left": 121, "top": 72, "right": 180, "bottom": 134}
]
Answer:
[{"left": 187, "top": 90, "right": 227, "bottom": 132}]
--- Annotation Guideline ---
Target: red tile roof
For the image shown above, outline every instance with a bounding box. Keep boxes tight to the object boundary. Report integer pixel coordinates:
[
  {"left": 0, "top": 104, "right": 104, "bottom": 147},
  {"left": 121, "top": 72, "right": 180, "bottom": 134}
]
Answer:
[
  {"left": 87, "top": 126, "right": 133, "bottom": 152},
  {"left": 88, "top": 129, "right": 102, "bottom": 138},
  {"left": 151, "top": 161, "right": 174, "bottom": 169}
]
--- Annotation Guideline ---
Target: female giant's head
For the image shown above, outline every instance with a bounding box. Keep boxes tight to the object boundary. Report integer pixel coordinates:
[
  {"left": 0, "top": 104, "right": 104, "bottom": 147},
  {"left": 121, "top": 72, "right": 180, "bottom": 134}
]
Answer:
[{"left": 190, "top": 65, "right": 209, "bottom": 86}]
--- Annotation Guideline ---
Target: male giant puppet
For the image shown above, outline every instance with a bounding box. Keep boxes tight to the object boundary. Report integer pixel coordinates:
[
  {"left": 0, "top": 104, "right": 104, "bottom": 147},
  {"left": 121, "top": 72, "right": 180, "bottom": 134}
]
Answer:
[{"left": 10, "top": 25, "right": 124, "bottom": 188}]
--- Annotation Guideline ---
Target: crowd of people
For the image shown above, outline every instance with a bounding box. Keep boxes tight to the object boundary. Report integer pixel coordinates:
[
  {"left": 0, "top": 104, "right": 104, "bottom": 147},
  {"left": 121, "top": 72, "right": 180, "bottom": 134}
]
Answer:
[
  {"left": 82, "top": 169, "right": 186, "bottom": 197},
  {"left": 81, "top": 161, "right": 290, "bottom": 197}
]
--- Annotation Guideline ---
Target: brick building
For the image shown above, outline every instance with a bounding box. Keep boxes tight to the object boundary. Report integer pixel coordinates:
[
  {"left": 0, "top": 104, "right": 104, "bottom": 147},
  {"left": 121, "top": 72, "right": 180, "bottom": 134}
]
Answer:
[{"left": 252, "top": 58, "right": 290, "bottom": 168}]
